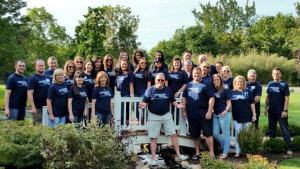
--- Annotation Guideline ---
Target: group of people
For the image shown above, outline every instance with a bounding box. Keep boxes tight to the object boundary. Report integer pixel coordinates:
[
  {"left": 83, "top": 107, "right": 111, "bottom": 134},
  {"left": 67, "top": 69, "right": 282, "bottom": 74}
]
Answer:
[{"left": 4, "top": 50, "right": 293, "bottom": 165}]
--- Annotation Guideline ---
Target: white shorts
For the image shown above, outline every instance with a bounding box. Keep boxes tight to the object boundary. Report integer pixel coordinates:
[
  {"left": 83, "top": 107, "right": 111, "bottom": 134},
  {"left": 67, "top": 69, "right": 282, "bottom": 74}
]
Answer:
[{"left": 148, "top": 112, "right": 176, "bottom": 138}]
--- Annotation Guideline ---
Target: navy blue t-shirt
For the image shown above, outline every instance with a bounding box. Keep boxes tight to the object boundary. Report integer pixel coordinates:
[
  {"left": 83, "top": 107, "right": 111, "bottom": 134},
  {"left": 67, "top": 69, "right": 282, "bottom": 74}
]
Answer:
[
  {"left": 134, "top": 71, "right": 152, "bottom": 95},
  {"left": 150, "top": 68, "right": 170, "bottom": 85},
  {"left": 68, "top": 85, "right": 87, "bottom": 116},
  {"left": 45, "top": 69, "right": 54, "bottom": 80},
  {"left": 246, "top": 81, "right": 262, "bottom": 116},
  {"left": 65, "top": 75, "right": 74, "bottom": 89},
  {"left": 168, "top": 71, "right": 188, "bottom": 95},
  {"left": 213, "top": 89, "right": 230, "bottom": 115},
  {"left": 6, "top": 73, "right": 28, "bottom": 109},
  {"left": 27, "top": 73, "right": 51, "bottom": 108},
  {"left": 47, "top": 82, "right": 68, "bottom": 117},
  {"left": 230, "top": 89, "right": 255, "bottom": 123},
  {"left": 182, "top": 80, "right": 214, "bottom": 119},
  {"left": 223, "top": 77, "right": 233, "bottom": 90},
  {"left": 84, "top": 73, "right": 95, "bottom": 102},
  {"left": 266, "top": 81, "right": 290, "bottom": 115},
  {"left": 116, "top": 72, "right": 134, "bottom": 96},
  {"left": 92, "top": 87, "right": 113, "bottom": 114},
  {"left": 202, "top": 74, "right": 212, "bottom": 84},
  {"left": 143, "top": 86, "right": 175, "bottom": 115},
  {"left": 105, "top": 69, "right": 116, "bottom": 96}
]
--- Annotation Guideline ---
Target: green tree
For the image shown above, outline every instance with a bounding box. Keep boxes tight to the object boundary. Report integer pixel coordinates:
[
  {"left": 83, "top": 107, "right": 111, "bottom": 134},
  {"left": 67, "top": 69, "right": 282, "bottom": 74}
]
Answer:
[
  {"left": 0, "top": 0, "right": 27, "bottom": 81},
  {"left": 75, "top": 5, "right": 140, "bottom": 59},
  {"left": 21, "top": 7, "right": 72, "bottom": 74}
]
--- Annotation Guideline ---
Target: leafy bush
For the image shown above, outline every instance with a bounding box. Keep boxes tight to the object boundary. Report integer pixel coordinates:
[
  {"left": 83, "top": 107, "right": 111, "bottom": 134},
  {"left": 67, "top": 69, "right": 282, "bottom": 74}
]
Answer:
[
  {"left": 41, "top": 124, "right": 128, "bottom": 169},
  {"left": 200, "top": 152, "right": 236, "bottom": 169},
  {"left": 263, "top": 138, "right": 287, "bottom": 153},
  {"left": 240, "top": 154, "right": 277, "bottom": 169},
  {"left": 292, "top": 136, "right": 300, "bottom": 151},
  {"left": 262, "top": 123, "right": 300, "bottom": 137},
  {"left": 0, "top": 121, "right": 50, "bottom": 168},
  {"left": 237, "top": 124, "right": 264, "bottom": 155}
]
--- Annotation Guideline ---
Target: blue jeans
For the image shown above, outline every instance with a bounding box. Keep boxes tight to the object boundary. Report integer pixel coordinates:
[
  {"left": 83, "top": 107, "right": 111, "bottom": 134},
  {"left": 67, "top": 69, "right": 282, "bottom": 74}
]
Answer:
[
  {"left": 268, "top": 113, "right": 292, "bottom": 150},
  {"left": 134, "top": 94, "right": 146, "bottom": 124},
  {"left": 213, "top": 112, "right": 231, "bottom": 155},
  {"left": 96, "top": 113, "right": 111, "bottom": 126},
  {"left": 9, "top": 108, "right": 26, "bottom": 121},
  {"left": 73, "top": 115, "right": 84, "bottom": 123},
  {"left": 48, "top": 115, "right": 66, "bottom": 128},
  {"left": 121, "top": 95, "right": 130, "bottom": 125}
]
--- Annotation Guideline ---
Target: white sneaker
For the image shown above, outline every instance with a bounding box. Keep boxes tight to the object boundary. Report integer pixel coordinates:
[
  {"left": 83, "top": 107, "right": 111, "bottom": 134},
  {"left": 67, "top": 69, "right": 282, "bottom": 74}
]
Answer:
[
  {"left": 148, "top": 159, "right": 157, "bottom": 166},
  {"left": 175, "top": 155, "right": 188, "bottom": 162}
]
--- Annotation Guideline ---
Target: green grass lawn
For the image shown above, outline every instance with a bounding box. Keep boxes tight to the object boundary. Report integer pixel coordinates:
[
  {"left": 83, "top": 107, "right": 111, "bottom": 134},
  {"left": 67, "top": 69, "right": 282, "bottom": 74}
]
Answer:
[{"left": 279, "top": 158, "right": 300, "bottom": 169}]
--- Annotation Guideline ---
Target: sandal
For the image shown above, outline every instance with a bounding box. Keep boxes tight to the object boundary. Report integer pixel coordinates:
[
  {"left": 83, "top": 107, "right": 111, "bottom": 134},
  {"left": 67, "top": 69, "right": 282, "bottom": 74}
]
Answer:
[
  {"left": 219, "top": 154, "right": 228, "bottom": 159},
  {"left": 192, "top": 155, "right": 200, "bottom": 160},
  {"left": 234, "top": 153, "right": 240, "bottom": 158}
]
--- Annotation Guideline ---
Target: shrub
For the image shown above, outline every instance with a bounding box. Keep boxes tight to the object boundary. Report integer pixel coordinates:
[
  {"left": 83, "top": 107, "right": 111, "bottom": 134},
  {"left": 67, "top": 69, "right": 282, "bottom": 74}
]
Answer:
[
  {"left": 200, "top": 152, "right": 236, "bottom": 169},
  {"left": 240, "top": 154, "right": 277, "bottom": 169},
  {"left": 0, "top": 121, "right": 50, "bottom": 168},
  {"left": 41, "top": 124, "right": 128, "bottom": 169},
  {"left": 292, "top": 136, "right": 300, "bottom": 151},
  {"left": 237, "top": 124, "right": 264, "bottom": 155},
  {"left": 263, "top": 138, "right": 287, "bottom": 153},
  {"left": 262, "top": 123, "right": 300, "bottom": 137}
]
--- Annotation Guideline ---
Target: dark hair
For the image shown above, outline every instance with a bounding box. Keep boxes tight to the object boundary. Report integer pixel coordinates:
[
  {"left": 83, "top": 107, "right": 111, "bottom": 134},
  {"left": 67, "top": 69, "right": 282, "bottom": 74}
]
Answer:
[
  {"left": 272, "top": 67, "right": 282, "bottom": 73},
  {"left": 211, "top": 74, "right": 225, "bottom": 94},
  {"left": 73, "top": 71, "right": 85, "bottom": 96},
  {"left": 116, "top": 60, "right": 130, "bottom": 76},
  {"left": 216, "top": 61, "right": 223, "bottom": 66},
  {"left": 92, "top": 56, "right": 104, "bottom": 71},
  {"left": 133, "top": 50, "right": 144, "bottom": 67},
  {"left": 84, "top": 59, "right": 96, "bottom": 78},
  {"left": 134, "top": 57, "right": 150, "bottom": 80},
  {"left": 169, "top": 57, "right": 182, "bottom": 73}
]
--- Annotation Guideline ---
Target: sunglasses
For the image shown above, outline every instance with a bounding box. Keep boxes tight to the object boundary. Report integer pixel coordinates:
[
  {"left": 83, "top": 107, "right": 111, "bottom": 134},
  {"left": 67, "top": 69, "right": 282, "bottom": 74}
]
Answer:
[{"left": 156, "top": 79, "right": 165, "bottom": 82}]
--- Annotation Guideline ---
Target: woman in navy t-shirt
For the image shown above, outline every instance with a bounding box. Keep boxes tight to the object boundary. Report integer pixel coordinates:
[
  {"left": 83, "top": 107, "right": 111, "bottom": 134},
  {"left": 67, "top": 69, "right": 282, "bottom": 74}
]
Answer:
[
  {"left": 211, "top": 74, "right": 231, "bottom": 159},
  {"left": 68, "top": 71, "right": 88, "bottom": 123},
  {"left": 200, "top": 61, "right": 212, "bottom": 84},
  {"left": 183, "top": 60, "right": 193, "bottom": 82},
  {"left": 116, "top": 60, "right": 134, "bottom": 125},
  {"left": 92, "top": 56, "right": 104, "bottom": 75},
  {"left": 103, "top": 54, "right": 116, "bottom": 96},
  {"left": 92, "top": 71, "right": 113, "bottom": 126},
  {"left": 230, "top": 75, "right": 256, "bottom": 157},
  {"left": 47, "top": 69, "right": 68, "bottom": 128},
  {"left": 84, "top": 59, "right": 96, "bottom": 103},
  {"left": 221, "top": 66, "right": 233, "bottom": 90},
  {"left": 150, "top": 57, "right": 169, "bottom": 86},
  {"left": 63, "top": 60, "right": 75, "bottom": 88}
]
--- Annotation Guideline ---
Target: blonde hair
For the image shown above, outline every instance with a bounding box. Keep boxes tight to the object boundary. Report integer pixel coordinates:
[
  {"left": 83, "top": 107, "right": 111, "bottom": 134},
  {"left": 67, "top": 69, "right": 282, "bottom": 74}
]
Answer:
[
  {"left": 233, "top": 75, "right": 246, "bottom": 91},
  {"left": 63, "top": 60, "right": 75, "bottom": 80},
  {"left": 221, "top": 66, "right": 232, "bottom": 78},
  {"left": 52, "top": 68, "right": 64, "bottom": 84},
  {"left": 95, "top": 71, "right": 109, "bottom": 88}
]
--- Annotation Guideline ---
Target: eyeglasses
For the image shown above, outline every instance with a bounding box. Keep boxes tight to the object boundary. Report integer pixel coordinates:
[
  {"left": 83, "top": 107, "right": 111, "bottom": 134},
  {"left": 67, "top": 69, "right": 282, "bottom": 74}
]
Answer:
[
  {"left": 156, "top": 79, "right": 165, "bottom": 82},
  {"left": 76, "top": 61, "right": 83, "bottom": 63},
  {"left": 203, "top": 66, "right": 210, "bottom": 69}
]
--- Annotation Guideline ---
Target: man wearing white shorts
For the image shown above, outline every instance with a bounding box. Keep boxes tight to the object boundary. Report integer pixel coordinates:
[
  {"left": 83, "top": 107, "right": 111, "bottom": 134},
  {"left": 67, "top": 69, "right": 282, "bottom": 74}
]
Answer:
[{"left": 139, "top": 73, "right": 187, "bottom": 166}]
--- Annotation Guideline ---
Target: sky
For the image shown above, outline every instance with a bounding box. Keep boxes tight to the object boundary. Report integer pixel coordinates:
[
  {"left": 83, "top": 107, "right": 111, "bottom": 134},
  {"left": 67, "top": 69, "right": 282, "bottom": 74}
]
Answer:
[{"left": 20, "top": 0, "right": 298, "bottom": 51}]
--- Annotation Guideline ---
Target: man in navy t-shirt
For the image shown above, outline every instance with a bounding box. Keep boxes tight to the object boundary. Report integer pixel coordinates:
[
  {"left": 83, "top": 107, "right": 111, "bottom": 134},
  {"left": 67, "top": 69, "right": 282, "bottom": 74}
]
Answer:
[
  {"left": 264, "top": 67, "right": 292, "bottom": 155},
  {"left": 181, "top": 67, "right": 215, "bottom": 159},
  {"left": 138, "top": 73, "right": 187, "bottom": 166},
  {"left": 27, "top": 59, "right": 51, "bottom": 124},
  {"left": 44, "top": 56, "right": 57, "bottom": 80},
  {"left": 246, "top": 69, "right": 262, "bottom": 128},
  {"left": 5, "top": 60, "right": 28, "bottom": 121}
]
